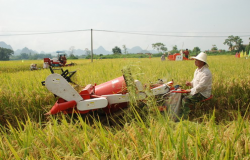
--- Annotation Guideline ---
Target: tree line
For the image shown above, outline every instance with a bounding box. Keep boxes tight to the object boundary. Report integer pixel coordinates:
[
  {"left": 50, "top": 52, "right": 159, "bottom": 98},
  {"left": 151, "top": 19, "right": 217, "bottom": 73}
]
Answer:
[
  {"left": 10, "top": 53, "right": 53, "bottom": 60},
  {"left": 111, "top": 35, "right": 250, "bottom": 56},
  {"left": 0, "top": 47, "right": 14, "bottom": 60},
  {"left": 0, "top": 35, "right": 249, "bottom": 61}
]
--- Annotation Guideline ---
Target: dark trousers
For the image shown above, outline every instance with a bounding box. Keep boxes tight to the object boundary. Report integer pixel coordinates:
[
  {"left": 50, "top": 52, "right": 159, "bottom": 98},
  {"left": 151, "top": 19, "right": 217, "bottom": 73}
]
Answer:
[{"left": 181, "top": 93, "right": 206, "bottom": 119}]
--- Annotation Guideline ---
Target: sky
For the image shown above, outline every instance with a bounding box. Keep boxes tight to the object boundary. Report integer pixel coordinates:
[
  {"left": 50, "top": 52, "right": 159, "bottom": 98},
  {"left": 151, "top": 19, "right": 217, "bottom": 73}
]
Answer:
[{"left": 0, "top": 0, "right": 250, "bottom": 53}]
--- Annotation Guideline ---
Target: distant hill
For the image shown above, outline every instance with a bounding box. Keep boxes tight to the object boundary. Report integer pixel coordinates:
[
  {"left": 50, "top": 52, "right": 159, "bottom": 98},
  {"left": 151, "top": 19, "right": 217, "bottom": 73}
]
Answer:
[
  {"left": 127, "top": 46, "right": 158, "bottom": 54},
  {"left": 71, "top": 46, "right": 112, "bottom": 55},
  {"left": 14, "top": 49, "right": 22, "bottom": 55},
  {"left": 94, "top": 46, "right": 112, "bottom": 55},
  {"left": 0, "top": 42, "right": 39, "bottom": 55},
  {"left": 74, "top": 49, "right": 85, "bottom": 56},
  {"left": 0, "top": 41, "right": 13, "bottom": 50},
  {"left": 0, "top": 41, "right": 159, "bottom": 56},
  {"left": 140, "top": 50, "right": 151, "bottom": 53},
  {"left": 15, "top": 47, "right": 38, "bottom": 55},
  {"left": 128, "top": 46, "right": 143, "bottom": 53},
  {"left": 45, "top": 46, "right": 158, "bottom": 55}
]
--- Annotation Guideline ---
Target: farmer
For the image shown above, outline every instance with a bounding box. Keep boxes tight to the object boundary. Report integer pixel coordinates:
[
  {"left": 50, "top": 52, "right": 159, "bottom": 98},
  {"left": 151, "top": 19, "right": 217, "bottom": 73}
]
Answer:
[
  {"left": 161, "top": 54, "right": 166, "bottom": 61},
  {"left": 62, "top": 54, "right": 67, "bottom": 66},
  {"left": 58, "top": 55, "right": 63, "bottom": 63},
  {"left": 183, "top": 49, "right": 189, "bottom": 59},
  {"left": 181, "top": 52, "right": 212, "bottom": 120},
  {"left": 30, "top": 63, "right": 38, "bottom": 70}
]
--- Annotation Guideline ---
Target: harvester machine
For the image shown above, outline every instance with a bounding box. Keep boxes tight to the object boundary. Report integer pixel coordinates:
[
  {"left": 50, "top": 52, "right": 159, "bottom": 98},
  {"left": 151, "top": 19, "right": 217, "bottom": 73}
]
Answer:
[{"left": 41, "top": 67, "right": 177, "bottom": 116}]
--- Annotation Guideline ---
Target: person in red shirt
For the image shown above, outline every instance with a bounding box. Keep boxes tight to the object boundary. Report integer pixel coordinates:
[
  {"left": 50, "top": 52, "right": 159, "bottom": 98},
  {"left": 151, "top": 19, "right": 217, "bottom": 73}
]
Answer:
[
  {"left": 62, "top": 54, "right": 67, "bottom": 66},
  {"left": 183, "top": 49, "right": 189, "bottom": 59}
]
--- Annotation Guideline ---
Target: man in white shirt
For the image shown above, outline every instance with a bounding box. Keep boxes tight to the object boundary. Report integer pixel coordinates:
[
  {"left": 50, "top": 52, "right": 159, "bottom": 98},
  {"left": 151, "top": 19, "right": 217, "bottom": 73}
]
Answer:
[{"left": 181, "top": 52, "right": 212, "bottom": 119}]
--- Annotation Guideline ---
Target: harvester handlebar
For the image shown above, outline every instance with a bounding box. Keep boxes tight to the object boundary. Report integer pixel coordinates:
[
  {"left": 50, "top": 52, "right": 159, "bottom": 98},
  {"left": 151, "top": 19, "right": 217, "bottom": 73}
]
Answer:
[
  {"left": 41, "top": 67, "right": 77, "bottom": 86},
  {"left": 171, "top": 89, "right": 190, "bottom": 93}
]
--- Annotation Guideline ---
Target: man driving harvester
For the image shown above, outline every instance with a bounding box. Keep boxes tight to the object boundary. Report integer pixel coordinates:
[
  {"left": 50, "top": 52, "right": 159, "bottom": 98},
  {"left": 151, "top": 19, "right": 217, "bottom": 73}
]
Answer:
[{"left": 180, "top": 52, "right": 212, "bottom": 120}]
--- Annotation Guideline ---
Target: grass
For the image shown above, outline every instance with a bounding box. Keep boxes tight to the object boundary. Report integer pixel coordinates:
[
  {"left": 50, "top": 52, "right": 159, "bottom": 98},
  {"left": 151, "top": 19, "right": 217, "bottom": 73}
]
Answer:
[
  {"left": 1, "top": 110, "right": 250, "bottom": 159},
  {"left": 0, "top": 55, "right": 250, "bottom": 159}
]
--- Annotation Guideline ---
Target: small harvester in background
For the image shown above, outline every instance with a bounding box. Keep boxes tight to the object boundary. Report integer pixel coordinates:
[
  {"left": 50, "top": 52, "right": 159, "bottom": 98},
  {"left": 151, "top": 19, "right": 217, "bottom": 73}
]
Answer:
[
  {"left": 43, "top": 51, "right": 75, "bottom": 68},
  {"left": 168, "top": 52, "right": 189, "bottom": 61}
]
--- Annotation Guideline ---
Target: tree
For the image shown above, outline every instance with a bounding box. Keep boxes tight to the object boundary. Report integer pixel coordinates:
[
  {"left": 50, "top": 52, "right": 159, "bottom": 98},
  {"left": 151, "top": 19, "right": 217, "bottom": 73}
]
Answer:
[
  {"left": 211, "top": 44, "right": 218, "bottom": 51},
  {"left": 192, "top": 47, "right": 201, "bottom": 54},
  {"left": 245, "top": 45, "right": 250, "bottom": 55},
  {"left": 68, "top": 54, "right": 78, "bottom": 59},
  {"left": 68, "top": 46, "right": 78, "bottom": 59},
  {"left": 99, "top": 54, "right": 103, "bottom": 59},
  {"left": 122, "top": 45, "right": 128, "bottom": 54},
  {"left": 160, "top": 46, "right": 168, "bottom": 53},
  {"left": 112, "top": 46, "right": 122, "bottom": 55},
  {"left": 245, "top": 37, "right": 250, "bottom": 55},
  {"left": 223, "top": 35, "right": 234, "bottom": 51},
  {"left": 0, "top": 47, "right": 14, "bottom": 60},
  {"left": 85, "top": 48, "right": 91, "bottom": 56},
  {"left": 152, "top": 43, "right": 167, "bottom": 53},
  {"left": 223, "top": 35, "right": 243, "bottom": 51},
  {"left": 20, "top": 53, "right": 29, "bottom": 59},
  {"left": 69, "top": 46, "right": 75, "bottom": 55},
  {"left": 234, "top": 36, "right": 243, "bottom": 51},
  {"left": 170, "top": 45, "right": 178, "bottom": 54}
]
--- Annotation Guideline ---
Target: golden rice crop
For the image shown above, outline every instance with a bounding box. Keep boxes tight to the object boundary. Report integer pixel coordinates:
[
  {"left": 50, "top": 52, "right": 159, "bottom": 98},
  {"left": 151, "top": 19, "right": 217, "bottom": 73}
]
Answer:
[
  {"left": 1, "top": 56, "right": 250, "bottom": 124},
  {"left": 0, "top": 55, "right": 250, "bottom": 159}
]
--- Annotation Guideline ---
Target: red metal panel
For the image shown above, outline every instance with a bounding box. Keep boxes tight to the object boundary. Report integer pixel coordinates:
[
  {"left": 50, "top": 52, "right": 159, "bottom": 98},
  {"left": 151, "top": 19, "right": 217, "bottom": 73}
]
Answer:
[{"left": 95, "top": 76, "right": 127, "bottom": 95}]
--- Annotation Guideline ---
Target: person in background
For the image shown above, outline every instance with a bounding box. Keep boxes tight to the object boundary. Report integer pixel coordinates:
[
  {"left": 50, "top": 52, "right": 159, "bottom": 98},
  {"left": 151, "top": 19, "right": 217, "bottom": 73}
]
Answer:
[
  {"left": 58, "top": 55, "right": 63, "bottom": 65},
  {"left": 30, "top": 63, "right": 38, "bottom": 70},
  {"left": 161, "top": 54, "right": 166, "bottom": 61},
  {"left": 180, "top": 49, "right": 183, "bottom": 58},
  {"left": 181, "top": 52, "right": 212, "bottom": 120},
  {"left": 183, "top": 49, "right": 189, "bottom": 59},
  {"left": 62, "top": 54, "right": 67, "bottom": 66}
]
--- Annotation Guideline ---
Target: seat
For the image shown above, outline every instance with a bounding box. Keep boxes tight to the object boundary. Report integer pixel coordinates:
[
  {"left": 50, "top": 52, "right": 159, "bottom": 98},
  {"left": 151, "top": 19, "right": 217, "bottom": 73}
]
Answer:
[{"left": 201, "top": 95, "right": 213, "bottom": 102}]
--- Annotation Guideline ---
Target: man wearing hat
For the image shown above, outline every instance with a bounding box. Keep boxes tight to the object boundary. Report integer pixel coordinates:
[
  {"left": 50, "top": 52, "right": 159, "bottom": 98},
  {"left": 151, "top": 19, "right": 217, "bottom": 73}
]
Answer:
[{"left": 181, "top": 52, "right": 212, "bottom": 119}]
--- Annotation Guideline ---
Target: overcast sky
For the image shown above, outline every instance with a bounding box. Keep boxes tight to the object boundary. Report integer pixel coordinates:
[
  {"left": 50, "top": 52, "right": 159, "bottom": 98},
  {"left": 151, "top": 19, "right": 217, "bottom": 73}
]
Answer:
[{"left": 0, "top": 0, "right": 250, "bottom": 53}]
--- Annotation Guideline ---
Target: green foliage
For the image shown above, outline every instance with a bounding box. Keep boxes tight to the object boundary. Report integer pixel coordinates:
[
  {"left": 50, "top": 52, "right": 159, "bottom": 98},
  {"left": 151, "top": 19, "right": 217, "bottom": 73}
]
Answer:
[
  {"left": 152, "top": 52, "right": 164, "bottom": 57},
  {"left": 76, "top": 54, "right": 87, "bottom": 59},
  {"left": 152, "top": 42, "right": 167, "bottom": 53},
  {"left": 211, "top": 44, "right": 218, "bottom": 51},
  {"left": 122, "top": 45, "right": 128, "bottom": 54},
  {"left": 224, "top": 35, "right": 234, "bottom": 50},
  {"left": 223, "top": 35, "right": 243, "bottom": 51},
  {"left": 20, "top": 53, "right": 29, "bottom": 59},
  {"left": 245, "top": 44, "right": 250, "bottom": 55},
  {"left": 192, "top": 47, "right": 201, "bottom": 55},
  {"left": 112, "top": 46, "right": 122, "bottom": 55},
  {"left": 86, "top": 53, "right": 153, "bottom": 59},
  {"left": 85, "top": 51, "right": 238, "bottom": 59},
  {"left": 0, "top": 47, "right": 14, "bottom": 61},
  {"left": 10, "top": 53, "right": 53, "bottom": 60},
  {"left": 68, "top": 54, "right": 78, "bottom": 59},
  {"left": 170, "top": 45, "right": 178, "bottom": 54}
]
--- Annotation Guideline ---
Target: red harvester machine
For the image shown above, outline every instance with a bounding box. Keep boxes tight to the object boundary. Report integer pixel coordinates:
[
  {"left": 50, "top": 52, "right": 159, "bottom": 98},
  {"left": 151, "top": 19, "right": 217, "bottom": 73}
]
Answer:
[{"left": 42, "top": 67, "right": 181, "bottom": 116}]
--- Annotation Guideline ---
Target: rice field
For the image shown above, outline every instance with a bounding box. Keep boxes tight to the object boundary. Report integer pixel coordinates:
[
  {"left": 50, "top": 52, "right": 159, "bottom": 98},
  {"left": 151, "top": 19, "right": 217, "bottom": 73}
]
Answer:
[{"left": 0, "top": 55, "right": 250, "bottom": 159}]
